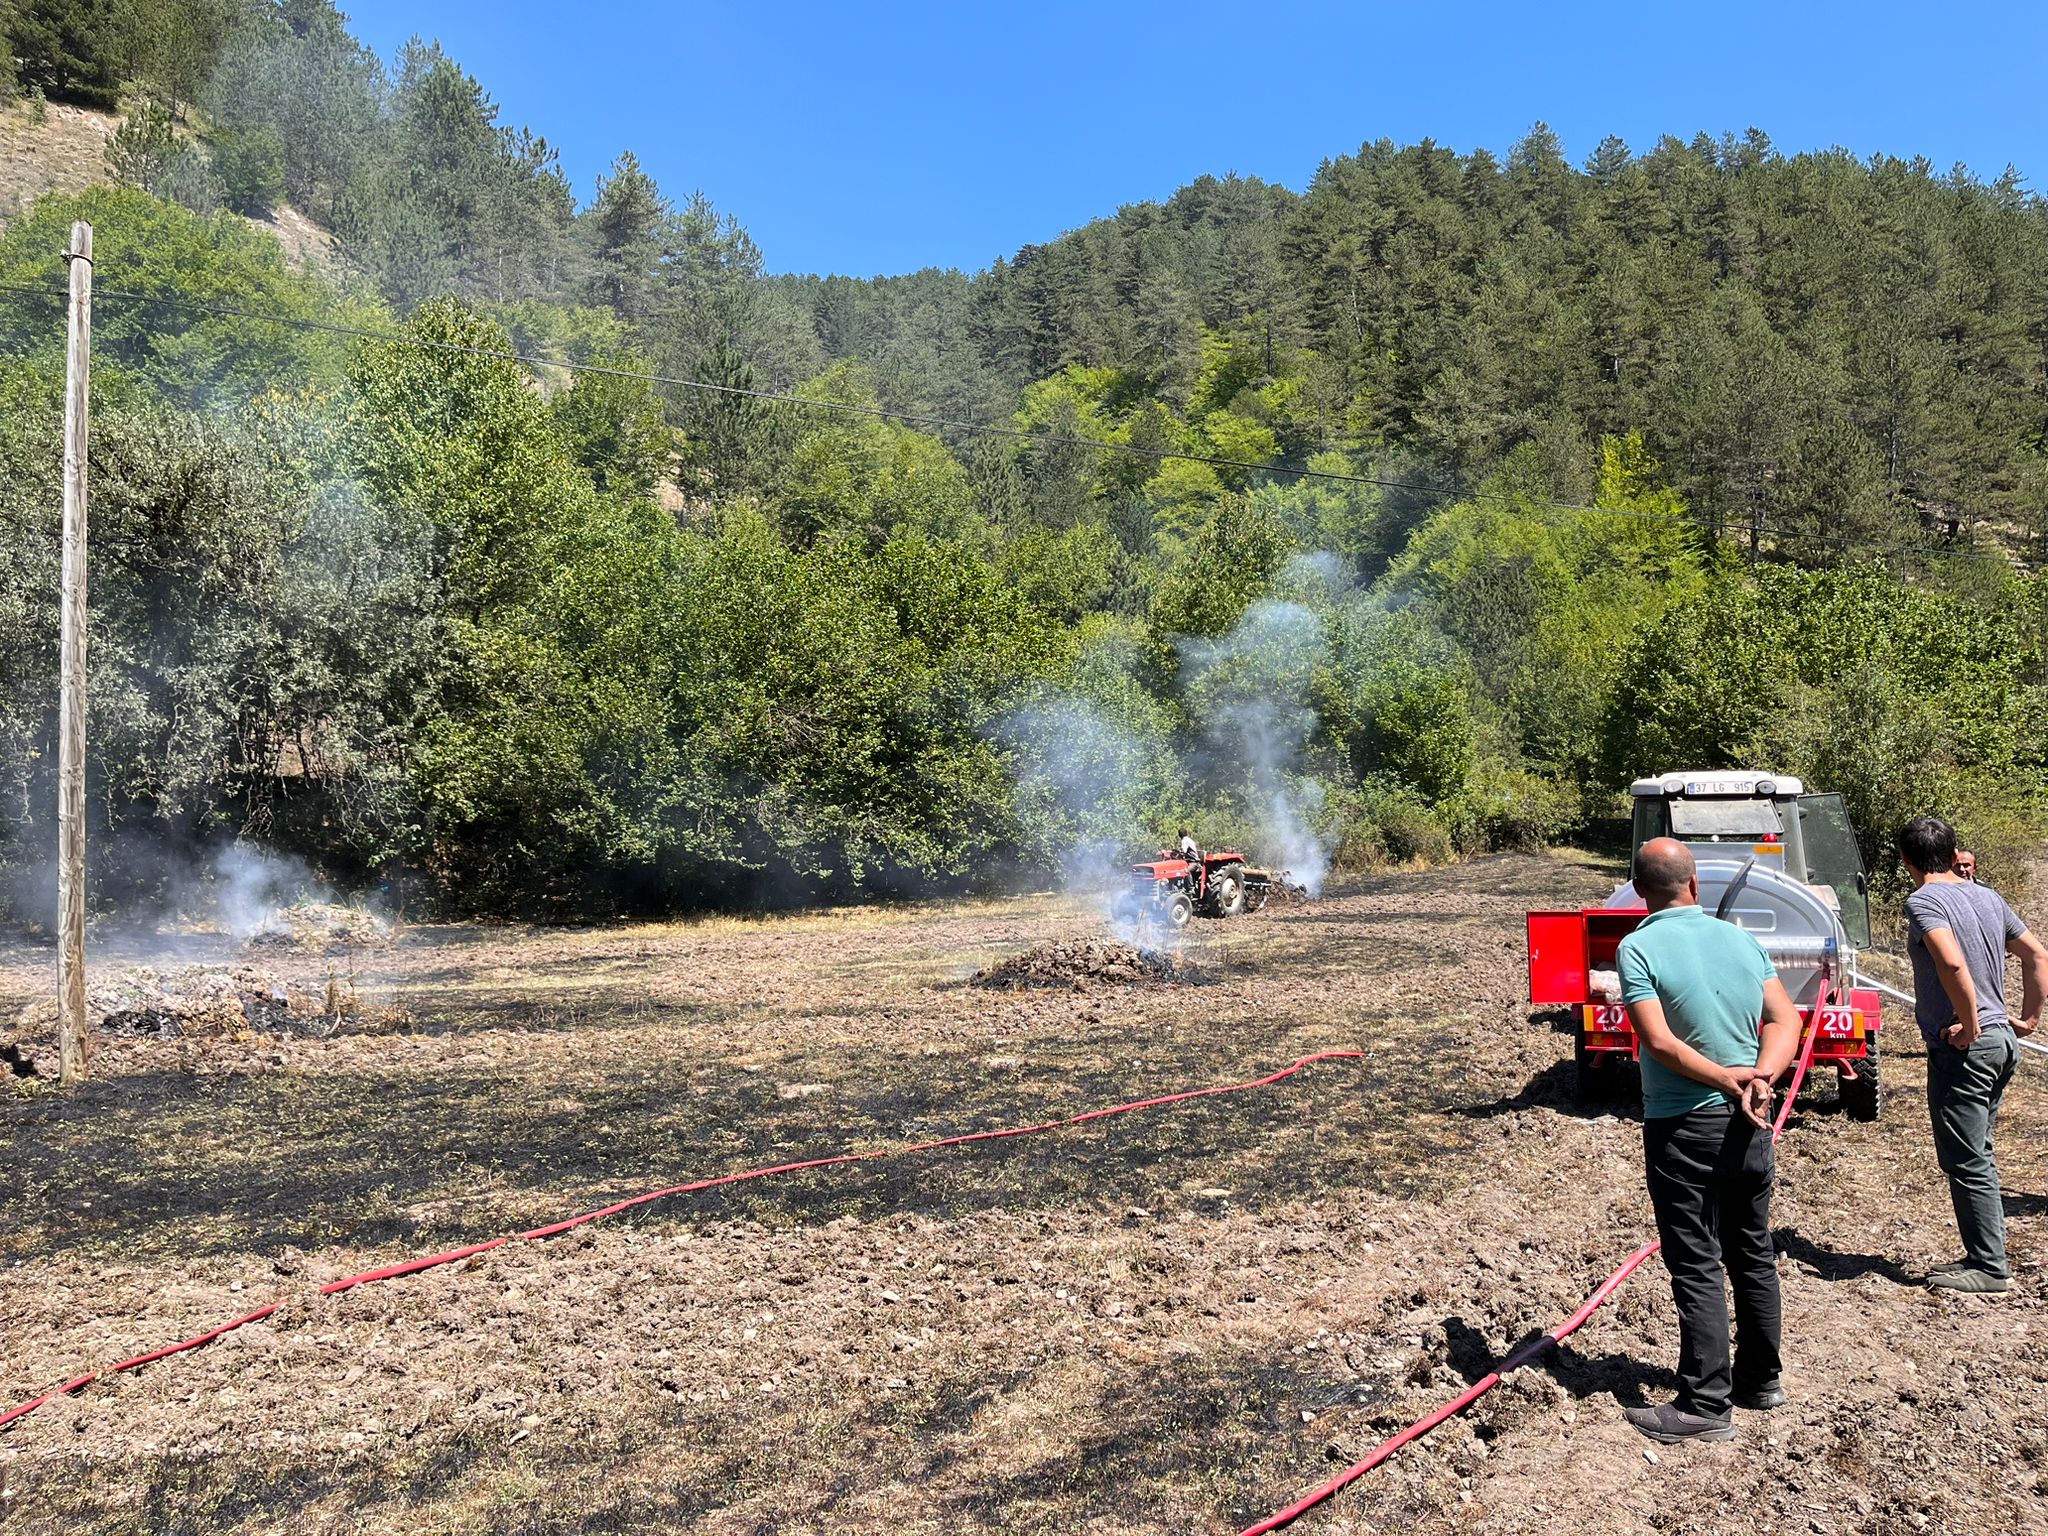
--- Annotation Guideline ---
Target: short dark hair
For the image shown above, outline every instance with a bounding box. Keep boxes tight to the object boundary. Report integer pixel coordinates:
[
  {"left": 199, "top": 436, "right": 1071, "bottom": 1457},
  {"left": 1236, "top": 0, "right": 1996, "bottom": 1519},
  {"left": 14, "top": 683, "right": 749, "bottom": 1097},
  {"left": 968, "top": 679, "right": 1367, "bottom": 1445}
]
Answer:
[{"left": 1898, "top": 817, "right": 1957, "bottom": 874}]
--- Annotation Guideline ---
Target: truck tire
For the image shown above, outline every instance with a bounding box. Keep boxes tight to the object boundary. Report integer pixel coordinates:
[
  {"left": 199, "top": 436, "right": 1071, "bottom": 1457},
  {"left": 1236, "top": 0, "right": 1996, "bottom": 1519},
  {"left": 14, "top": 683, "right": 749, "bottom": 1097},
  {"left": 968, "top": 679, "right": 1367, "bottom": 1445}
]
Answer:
[
  {"left": 1166, "top": 891, "right": 1194, "bottom": 929},
  {"left": 1209, "top": 862, "right": 1248, "bottom": 917},
  {"left": 1840, "top": 1035, "right": 1881, "bottom": 1122}
]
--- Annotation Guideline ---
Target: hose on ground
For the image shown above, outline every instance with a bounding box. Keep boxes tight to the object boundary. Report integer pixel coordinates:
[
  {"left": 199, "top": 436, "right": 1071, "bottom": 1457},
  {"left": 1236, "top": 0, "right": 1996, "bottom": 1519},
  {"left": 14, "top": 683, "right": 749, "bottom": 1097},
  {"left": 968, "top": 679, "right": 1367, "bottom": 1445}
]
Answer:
[
  {"left": 1238, "top": 983, "right": 1831, "bottom": 1535},
  {"left": 0, "top": 1049, "right": 1362, "bottom": 1433}
]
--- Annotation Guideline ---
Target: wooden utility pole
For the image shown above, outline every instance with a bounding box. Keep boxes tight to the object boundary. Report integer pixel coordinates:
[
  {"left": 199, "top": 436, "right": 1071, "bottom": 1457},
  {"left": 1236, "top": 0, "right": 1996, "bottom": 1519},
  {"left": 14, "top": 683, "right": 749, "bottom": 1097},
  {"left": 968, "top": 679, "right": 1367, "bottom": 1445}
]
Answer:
[{"left": 56, "top": 220, "right": 92, "bottom": 1085}]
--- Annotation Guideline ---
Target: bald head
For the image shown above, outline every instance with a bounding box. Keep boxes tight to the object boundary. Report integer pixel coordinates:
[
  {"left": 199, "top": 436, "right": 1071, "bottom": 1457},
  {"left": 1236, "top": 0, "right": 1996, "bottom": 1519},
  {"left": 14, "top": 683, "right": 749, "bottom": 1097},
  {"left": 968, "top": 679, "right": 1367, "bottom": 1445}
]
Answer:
[{"left": 1634, "top": 837, "right": 1699, "bottom": 909}]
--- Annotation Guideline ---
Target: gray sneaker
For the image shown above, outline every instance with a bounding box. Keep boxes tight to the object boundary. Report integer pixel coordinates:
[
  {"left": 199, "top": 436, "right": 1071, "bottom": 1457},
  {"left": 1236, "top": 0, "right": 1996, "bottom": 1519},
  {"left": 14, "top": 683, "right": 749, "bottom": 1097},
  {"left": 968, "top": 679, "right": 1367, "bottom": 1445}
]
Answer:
[
  {"left": 1926, "top": 1258, "right": 1972, "bottom": 1277},
  {"left": 1927, "top": 1266, "right": 2009, "bottom": 1294},
  {"left": 1624, "top": 1402, "right": 1736, "bottom": 1443}
]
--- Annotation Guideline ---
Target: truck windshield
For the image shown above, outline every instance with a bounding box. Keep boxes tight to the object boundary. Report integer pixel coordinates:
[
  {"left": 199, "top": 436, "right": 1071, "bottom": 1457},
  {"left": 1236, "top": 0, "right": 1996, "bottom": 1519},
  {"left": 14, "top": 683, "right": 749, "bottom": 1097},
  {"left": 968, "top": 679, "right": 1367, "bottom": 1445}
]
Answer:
[
  {"left": 1798, "top": 793, "right": 1871, "bottom": 947},
  {"left": 1669, "top": 799, "right": 1782, "bottom": 837}
]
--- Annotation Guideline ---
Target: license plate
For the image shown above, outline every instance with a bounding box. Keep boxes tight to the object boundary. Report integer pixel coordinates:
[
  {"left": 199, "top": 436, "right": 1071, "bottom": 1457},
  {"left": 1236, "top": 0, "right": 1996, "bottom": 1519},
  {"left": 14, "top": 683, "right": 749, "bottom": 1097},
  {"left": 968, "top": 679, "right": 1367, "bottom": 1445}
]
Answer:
[{"left": 1586, "top": 1003, "right": 1631, "bottom": 1029}]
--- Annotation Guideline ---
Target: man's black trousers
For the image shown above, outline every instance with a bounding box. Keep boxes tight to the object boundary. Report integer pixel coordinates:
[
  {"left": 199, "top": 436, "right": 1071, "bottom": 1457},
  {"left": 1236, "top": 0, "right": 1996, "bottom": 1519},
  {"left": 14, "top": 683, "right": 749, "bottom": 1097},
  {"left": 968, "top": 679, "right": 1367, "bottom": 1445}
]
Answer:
[{"left": 1642, "top": 1103, "right": 1782, "bottom": 1418}]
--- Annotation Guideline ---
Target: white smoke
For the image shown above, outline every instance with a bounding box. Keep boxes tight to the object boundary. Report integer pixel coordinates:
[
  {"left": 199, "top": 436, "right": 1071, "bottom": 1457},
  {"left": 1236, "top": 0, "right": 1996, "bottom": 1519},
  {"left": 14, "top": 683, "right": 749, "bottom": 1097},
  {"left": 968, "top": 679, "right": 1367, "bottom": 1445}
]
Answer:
[
  {"left": 998, "top": 556, "right": 1349, "bottom": 930},
  {"left": 161, "top": 843, "right": 331, "bottom": 942},
  {"left": 1177, "top": 597, "right": 1336, "bottom": 896},
  {"left": 1000, "top": 696, "right": 1177, "bottom": 942}
]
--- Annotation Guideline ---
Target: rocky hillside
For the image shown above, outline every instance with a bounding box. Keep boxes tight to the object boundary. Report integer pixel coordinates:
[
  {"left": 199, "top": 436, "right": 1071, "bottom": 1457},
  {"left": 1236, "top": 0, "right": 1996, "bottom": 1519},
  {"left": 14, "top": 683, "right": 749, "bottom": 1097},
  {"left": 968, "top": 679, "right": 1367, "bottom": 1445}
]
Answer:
[{"left": 0, "top": 98, "right": 121, "bottom": 221}]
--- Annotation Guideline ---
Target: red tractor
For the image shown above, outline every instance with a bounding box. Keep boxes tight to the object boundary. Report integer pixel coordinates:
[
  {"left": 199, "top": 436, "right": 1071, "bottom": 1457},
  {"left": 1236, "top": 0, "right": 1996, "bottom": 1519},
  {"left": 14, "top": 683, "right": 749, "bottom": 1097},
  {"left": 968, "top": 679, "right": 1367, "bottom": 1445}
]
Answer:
[{"left": 1120, "top": 848, "right": 1276, "bottom": 929}]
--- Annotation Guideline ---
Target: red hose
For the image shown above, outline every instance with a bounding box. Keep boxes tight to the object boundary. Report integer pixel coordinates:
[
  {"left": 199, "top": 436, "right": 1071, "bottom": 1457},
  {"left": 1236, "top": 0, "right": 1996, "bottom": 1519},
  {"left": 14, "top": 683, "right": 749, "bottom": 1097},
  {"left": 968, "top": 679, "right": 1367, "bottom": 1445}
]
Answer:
[
  {"left": 1237, "top": 981, "right": 1833, "bottom": 1535},
  {"left": 0, "top": 1050, "right": 1361, "bottom": 1434},
  {"left": 1769, "top": 979, "right": 1828, "bottom": 1142},
  {"left": 1236, "top": 1241, "right": 1664, "bottom": 1536}
]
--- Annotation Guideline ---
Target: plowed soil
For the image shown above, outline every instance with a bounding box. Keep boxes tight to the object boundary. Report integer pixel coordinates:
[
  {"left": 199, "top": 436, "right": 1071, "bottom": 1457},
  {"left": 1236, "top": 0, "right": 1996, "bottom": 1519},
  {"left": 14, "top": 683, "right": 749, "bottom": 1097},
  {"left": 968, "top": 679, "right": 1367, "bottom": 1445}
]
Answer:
[{"left": 1, "top": 853, "right": 2043, "bottom": 1535}]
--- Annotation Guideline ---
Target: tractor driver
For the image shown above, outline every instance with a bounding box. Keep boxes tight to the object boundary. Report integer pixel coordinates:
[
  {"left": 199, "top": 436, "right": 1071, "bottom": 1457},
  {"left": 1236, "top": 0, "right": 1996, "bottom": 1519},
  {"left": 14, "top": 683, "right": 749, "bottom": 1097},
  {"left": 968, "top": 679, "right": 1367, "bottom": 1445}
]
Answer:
[
  {"left": 1615, "top": 837, "right": 1804, "bottom": 1444},
  {"left": 1177, "top": 828, "right": 1200, "bottom": 862}
]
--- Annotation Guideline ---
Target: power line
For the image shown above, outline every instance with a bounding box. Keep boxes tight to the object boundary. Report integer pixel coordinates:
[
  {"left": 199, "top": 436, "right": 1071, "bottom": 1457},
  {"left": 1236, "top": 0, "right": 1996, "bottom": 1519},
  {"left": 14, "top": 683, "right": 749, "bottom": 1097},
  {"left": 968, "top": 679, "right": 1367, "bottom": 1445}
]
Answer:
[{"left": 0, "top": 278, "right": 1703, "bottom": 527}]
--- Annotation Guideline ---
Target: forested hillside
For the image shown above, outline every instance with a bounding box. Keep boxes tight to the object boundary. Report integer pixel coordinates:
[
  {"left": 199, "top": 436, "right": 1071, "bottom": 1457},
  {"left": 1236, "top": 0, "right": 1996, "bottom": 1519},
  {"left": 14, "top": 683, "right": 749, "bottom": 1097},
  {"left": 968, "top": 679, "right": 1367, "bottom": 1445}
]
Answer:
[{"left": 3, "top": 0, "right": 2047, "bottom": 916}]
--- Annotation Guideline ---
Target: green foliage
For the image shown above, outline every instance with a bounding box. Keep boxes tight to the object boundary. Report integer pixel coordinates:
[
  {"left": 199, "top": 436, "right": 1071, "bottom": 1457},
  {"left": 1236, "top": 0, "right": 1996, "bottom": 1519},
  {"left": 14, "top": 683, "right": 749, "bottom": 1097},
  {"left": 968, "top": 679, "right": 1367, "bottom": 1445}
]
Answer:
[
  {"left": 212, "top": 126, "right": 285, "bottom": 215},
  {"left": 204, "top": 0, "right": 382, "bottom": 220},
  {"left": 104, "top": 97, "right": 225, "bottom": 214},
  {"left": 762, "top": 364, "right": 984, "bottom": 547},
  {"left": 0, "top": 187, "right": 358, "bottom": 406},
  {"left": 1244, "top": 456, "right": 1383, "bottom": 562},
  {"left": 1000, "top": 523, "right": 1122, "bottom": 623},
  {"left": 8, "top": 0, "right": 129, "bottom": 108},
  {"left": 321, "top": 304, "right": 1059, "bottom": 910},
  {"left": 1316, "top": 605, "right": 1480, "bottom": 804},
  {"left": 10, "top": 6, "right": 2048, "bottom": 913},
  {"left": 1148, "top": 494, "right": 1294, "bottom": 643},
  {"left": 0, "top": 391, "right": 440, "bottom": 906},
  {"left": 548, "top": 358, "right": 673, "bottom": 500},
  {"left": 345, "top": 299, "right": 591, "bottom": 616},
  {"left": 1601, "top": 564, "right": 2048, "bottom": 878},
  {"left": 1386, "top": 437, "right": 1707, "bottom": 778}
]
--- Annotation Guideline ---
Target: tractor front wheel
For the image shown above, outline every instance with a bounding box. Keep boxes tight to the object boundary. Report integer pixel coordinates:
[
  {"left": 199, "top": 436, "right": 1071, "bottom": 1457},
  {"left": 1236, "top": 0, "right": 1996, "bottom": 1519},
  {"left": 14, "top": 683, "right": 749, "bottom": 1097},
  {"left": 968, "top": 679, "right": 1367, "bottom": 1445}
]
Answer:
[
  {"left": 1165, "top": 891, "right": 1194, "bottom": 929},
  {"left": 1840, "top": 1035, "right": 1881, "bottom": 1122}
]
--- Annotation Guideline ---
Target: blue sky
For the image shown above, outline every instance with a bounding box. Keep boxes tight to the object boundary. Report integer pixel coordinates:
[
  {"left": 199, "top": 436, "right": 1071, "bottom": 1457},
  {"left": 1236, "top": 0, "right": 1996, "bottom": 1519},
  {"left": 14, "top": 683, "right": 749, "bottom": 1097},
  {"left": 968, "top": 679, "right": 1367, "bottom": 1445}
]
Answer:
[{"left": 341, "top": 0, "right": 2048, "bottom": 279}]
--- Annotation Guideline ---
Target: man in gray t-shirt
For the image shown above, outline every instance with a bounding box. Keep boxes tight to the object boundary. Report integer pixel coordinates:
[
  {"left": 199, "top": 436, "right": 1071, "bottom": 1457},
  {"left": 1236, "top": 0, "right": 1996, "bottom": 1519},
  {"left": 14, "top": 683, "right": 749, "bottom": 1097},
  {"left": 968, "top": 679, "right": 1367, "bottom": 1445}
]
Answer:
[
  {"left": 1900, "top": 817, "right": 2048, "bottom": 1293},
  {"left": 1907, "top": 878, "right": 2028, "bottom": 1045}
]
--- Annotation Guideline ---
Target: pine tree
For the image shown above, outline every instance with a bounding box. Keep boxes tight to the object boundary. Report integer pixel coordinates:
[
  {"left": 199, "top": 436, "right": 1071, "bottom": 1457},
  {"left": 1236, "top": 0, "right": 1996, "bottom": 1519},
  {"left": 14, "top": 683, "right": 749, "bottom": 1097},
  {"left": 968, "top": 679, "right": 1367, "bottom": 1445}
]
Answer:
[{"left": 582, "top": 151, "right": 673, "bottom": 323}]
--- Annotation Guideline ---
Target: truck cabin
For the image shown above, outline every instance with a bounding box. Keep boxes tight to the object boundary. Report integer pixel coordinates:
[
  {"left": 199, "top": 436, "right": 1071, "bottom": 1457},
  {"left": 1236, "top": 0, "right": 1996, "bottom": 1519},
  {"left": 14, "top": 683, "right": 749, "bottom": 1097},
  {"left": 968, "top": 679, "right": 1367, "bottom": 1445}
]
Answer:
[{"left": 1626, "top": 772, "right": 1873, "bottom": 947}]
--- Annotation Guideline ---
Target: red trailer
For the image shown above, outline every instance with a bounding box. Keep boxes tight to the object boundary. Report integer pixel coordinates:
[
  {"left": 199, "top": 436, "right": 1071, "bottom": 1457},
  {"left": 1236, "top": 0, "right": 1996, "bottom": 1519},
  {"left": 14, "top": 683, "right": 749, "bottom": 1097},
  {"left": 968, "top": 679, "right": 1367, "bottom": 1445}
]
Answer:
[{"left": 1527, "top": 865, "right": 1882, "bottom": 1118}]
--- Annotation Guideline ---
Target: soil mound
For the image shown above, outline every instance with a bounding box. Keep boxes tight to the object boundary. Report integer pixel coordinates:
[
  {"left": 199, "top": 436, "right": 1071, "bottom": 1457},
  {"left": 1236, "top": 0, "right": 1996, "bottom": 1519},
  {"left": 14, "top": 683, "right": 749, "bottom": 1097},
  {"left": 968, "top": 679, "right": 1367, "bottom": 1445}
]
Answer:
[
  {"left": 89, "top": 965, "right": 339, "bottom": 1038},
  {"left": 972, "top": 937, "right": 1201, "bottom": 990},
  {"left": 244, "top": 902, "right": 389, "bottom": 952},
  {"left": 6, "top": 965, "right": 359, "bottom": 1073}
]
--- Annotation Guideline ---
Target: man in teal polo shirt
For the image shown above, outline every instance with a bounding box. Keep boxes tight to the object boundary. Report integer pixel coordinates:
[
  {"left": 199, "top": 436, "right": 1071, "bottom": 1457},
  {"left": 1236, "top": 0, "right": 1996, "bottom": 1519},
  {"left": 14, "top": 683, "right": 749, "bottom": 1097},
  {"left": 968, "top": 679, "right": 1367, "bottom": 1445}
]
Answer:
[{"left": 1615, "top": 838, "right": 1804, "bottom": 1444}]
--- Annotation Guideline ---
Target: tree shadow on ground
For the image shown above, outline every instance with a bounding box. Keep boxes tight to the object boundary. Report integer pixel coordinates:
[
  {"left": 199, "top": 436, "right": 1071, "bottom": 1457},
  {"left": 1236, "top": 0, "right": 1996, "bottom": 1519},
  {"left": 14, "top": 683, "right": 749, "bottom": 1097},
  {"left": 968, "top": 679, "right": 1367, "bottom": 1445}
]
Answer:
[
  {"left": 1, "top": 1027, "right": 1459, "bottom": 1265},
  {"left": 1771, "top": 1226, "right": 1917, "bottom": 1286},
  {"left": 1448, "top": 1059, "right": 1641, "bottom": 1123}
]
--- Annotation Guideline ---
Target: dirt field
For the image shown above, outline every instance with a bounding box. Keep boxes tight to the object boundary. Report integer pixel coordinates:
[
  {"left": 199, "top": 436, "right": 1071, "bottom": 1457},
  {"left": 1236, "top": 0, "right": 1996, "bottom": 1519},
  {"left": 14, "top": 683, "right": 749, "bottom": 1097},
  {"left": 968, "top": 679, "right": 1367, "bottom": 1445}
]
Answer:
[{"left": 2, "top": 853, "right": 2044, "bottom": 1535}]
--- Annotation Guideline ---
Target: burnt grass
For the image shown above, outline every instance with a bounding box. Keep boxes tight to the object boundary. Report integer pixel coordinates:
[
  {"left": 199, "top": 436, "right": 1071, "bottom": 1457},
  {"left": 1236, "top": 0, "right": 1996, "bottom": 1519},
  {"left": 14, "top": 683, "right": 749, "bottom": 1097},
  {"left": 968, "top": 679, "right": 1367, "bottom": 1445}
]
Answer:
[{"left": 3, "top": 854, "right": 2048, "bottom": 1535}]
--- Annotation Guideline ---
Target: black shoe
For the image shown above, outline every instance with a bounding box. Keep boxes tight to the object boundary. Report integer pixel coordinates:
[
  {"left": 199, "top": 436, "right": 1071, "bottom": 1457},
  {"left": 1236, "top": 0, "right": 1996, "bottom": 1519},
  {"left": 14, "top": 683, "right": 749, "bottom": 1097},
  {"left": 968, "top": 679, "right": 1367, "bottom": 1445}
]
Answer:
[
  {"left": 1623, "top": 1402, "right": 1736, "bottom": 1443},
  {"left": 1733, "top": 1380, "right": 1786, "bottom": 1411}
]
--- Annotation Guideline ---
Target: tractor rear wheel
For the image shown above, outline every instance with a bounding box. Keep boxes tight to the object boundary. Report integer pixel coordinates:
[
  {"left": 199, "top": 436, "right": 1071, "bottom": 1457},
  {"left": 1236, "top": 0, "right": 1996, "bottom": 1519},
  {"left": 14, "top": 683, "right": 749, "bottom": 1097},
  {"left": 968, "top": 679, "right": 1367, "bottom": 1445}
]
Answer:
[
  {"left": 1209, "top": 862, "right": 1248, "bottom": 917},
  {"left": 1165, "top": 891, "right": 1194, "bottom": 929},
  {"left": 1840, "top": 1035, "right": 1881, "bottom": 1122}
]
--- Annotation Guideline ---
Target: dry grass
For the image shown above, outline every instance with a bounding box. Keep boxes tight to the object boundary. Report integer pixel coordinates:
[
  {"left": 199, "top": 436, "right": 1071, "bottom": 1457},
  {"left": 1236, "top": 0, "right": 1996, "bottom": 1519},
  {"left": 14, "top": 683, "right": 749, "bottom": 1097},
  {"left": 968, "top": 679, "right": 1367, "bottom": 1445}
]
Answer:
[
  {"left": 2, "top": 855, "right": 2046, "bottom": 1535},
  {"left": 0, "top": 99, "right": 119, "bottom": 223}
]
